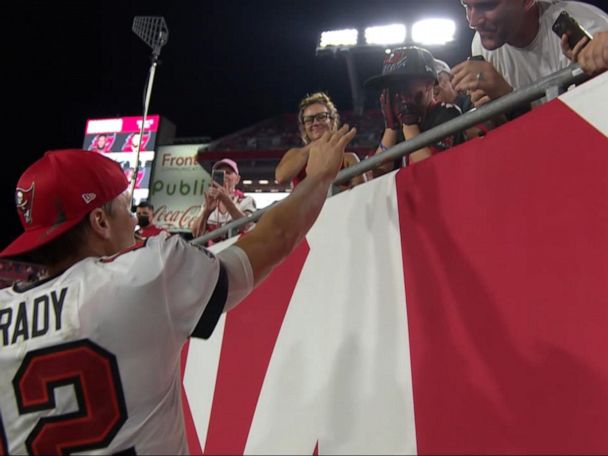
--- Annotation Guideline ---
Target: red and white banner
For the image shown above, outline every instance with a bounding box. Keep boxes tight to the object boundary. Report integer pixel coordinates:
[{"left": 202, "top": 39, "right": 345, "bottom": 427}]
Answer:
[{"left": 182, "top": 73, "right": 608, "bottom": 454}]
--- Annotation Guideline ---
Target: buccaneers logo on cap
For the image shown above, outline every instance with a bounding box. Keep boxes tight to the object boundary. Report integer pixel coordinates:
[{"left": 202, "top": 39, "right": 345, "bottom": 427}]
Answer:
[
  {"left": 16, "top": 183, "right": 35, "bottom": 225},
  {"left": 383, "top": 50, "right": 408, "bottom": 73}
]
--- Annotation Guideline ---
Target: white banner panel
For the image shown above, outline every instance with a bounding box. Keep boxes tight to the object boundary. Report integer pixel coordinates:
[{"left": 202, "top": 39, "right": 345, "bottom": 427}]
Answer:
[
  {"left": 181, "top": 74, "right": 608, "bottom": 455},
  {"left": 150, "top": 144, "right": 210, "bottom": 232}
]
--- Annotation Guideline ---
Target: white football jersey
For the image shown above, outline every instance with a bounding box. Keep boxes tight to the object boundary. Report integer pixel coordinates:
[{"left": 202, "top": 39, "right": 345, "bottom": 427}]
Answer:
[{"left": 0, "top": 233, "right": 227, "bottom": 454}]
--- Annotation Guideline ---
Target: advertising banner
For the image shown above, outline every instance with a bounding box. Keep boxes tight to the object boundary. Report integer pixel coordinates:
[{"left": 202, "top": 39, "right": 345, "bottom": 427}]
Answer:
[
  {"left": 83, "top": 115, "right": 162, "bottom": 204},
  {"left": 150, "top": 144, "right": 210, "bottom": 232}
]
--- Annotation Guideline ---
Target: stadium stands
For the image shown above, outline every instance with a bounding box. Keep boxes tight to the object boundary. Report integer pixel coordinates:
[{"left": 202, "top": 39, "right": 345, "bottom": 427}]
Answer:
[
  {"left": 196, "top": 110, "right": 385, "bottom": 192},
  {"left": 0, "top": 260, "right": 46, "bottom": 289}
]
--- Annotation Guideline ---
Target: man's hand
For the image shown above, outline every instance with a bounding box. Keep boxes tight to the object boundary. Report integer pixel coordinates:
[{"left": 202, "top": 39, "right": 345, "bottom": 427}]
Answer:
[
  {"left": 203, "top": 186, "right": 219, "bottom": 212},
  {"left": 211, "top": 181, "right": 231, "bottom": 204},
  {"left": 380, "top": 89, "right": 399, "bottom": 130},
  {"left": 452, "top": 59, "right": 513, "bottom": 102},
  {"left": 305, "top": 124, "right": 357, "bottom": 181},
  {"left": 562, "top": 31, "right": 608, "bottom": 75},
  {"left": 468, "top": 89, "right": 492, "bottom": 108},
  {"left": 560, "top": 33, "right": 589, "bottom": 61}
]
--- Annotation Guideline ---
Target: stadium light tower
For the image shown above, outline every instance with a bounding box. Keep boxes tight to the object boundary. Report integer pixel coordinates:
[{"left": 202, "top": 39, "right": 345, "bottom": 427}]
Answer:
[
  {"left": 412, "top": 19, "right": 456, "bottom": 45},
  {"left": 316, "top": 19, "right": 455, "bottom": 116},
  {"left": 364, "top": 24, "right": 407, "bottom": 46}
]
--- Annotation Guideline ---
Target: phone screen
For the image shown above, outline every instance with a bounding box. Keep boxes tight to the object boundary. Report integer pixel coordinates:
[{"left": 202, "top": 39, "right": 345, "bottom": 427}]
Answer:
[
  {"left": 552, "top": 10, "right": 593, "bottom": 49},
  {"left": 212, "top": 169, "right": 225, "bottom": 186}
]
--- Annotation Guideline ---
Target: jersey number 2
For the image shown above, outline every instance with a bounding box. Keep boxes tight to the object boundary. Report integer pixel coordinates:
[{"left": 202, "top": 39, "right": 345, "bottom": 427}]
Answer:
[{"left": 0, "top": 340, "right": 128, "bottom": 455}]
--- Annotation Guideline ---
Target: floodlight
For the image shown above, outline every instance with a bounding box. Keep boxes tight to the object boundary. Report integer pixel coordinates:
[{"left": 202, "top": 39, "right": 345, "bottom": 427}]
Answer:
[
  {"left": 364, "top": 24, "right": 406, "bottom": 46},
  {"left": 412, "top": 19, "right": 456, "bottom": 45},
  {"left": 319, "top": 29, "right": 358, "bottom": 48}
]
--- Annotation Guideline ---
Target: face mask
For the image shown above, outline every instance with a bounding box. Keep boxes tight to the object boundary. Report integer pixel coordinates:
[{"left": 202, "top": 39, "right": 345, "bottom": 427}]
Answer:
[{"left": 137, "top": 215, "right": 150, "bottom": 227}]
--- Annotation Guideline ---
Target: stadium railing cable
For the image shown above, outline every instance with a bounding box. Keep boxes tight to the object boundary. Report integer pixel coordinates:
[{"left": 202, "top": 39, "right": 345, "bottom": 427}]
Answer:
[{"left": 191, "top": 64, "right": 591, "bottom": 247}]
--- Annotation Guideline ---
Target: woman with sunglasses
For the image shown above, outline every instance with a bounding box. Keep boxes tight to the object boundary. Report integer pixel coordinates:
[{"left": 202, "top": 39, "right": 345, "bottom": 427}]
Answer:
[{"left": 275, "top": 92, "right": 366, "bottom": 191}]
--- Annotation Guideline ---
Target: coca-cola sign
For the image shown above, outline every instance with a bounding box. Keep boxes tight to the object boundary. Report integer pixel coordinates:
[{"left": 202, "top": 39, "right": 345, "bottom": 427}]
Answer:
[
  {"left": 149, "top": 144, "right": 210, "bottom": 232},
  {"left": 154, "top": 204, "right": 202, "bottom": 231}
]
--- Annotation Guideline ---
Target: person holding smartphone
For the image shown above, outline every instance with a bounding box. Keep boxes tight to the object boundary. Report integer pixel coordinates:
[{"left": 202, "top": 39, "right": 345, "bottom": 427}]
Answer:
[
  {"left": 191, "top": 158, "right": 256, "bottom": 243},
  {"left": 562, "top": 30, "right": 608, "bottom": 75},
  {"left": 451, "top": 0, "right": 608, "bottom": 108}
]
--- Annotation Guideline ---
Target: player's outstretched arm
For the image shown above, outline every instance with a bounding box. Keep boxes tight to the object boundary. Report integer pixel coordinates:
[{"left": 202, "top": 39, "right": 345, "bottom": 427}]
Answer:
[{"left": 235, "top": 125, "right": 356, "bottom": 285}]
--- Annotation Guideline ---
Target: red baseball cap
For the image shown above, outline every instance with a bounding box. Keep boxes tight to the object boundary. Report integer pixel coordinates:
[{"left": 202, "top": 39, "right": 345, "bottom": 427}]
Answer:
[
  {"left": 1, "top": 149, "right": 128, "bottom": 258},
  {"left": 212, "top": 158, "right": 239, "bottom": 174}
]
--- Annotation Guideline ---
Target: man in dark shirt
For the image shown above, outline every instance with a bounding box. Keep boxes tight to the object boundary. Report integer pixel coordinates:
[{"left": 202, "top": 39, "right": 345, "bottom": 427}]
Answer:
[{"left": 364, "top": 46, "right": 464, "bottom": 176}]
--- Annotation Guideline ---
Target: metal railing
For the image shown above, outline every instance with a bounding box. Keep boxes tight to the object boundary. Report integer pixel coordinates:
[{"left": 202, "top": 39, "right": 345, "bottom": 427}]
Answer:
[{"left": 191, "top": 64, "right": 590, "bottom": 247}]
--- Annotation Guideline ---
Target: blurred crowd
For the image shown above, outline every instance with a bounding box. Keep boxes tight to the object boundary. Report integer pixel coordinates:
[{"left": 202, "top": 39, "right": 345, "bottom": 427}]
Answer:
[
  {"left": 206, "top": 112, "right": 383, "bottom": 155},
  {"left": 0, "top": 259, "right": 46, "bottom": 288}
]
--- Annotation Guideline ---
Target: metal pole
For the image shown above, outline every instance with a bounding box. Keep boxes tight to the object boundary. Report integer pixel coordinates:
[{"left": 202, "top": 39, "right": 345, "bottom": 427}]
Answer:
[
  {"left": 191, "top": 204, "right": 271, "bottom": 246},
  {"left": 129, "top": 57, "right": 159, "bottom": 200},
  {"left": 130, "top": 17, "right": 168, "bottom": 206}
]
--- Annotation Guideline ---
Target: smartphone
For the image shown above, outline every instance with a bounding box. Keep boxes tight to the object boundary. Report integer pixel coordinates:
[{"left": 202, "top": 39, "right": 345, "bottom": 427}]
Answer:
[
  {"left": 211, "top": 169, "right": 225, "bottom": 186},
  {"left": 552, "top": 10, "right": 593, "bottom": 49}
]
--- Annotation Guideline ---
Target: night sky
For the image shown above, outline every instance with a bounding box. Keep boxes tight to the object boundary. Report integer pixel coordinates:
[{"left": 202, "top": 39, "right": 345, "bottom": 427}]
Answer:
[{"left": 2, "top": 0, "right": 606, "bottom": 244}]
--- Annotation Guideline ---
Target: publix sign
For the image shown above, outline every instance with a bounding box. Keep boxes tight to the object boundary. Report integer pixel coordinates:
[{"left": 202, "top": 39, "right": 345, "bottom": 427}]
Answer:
[{"left": 149, "top": 145, "right": 210, "bottom": 232}]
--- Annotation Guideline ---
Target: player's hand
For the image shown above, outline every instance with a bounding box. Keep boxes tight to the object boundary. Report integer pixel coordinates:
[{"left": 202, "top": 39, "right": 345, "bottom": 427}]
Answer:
[
  {"left": 452, "top": 59, "right": 513, "bottom": 101},
  {"left": 394, "top": 92, "right": 422, "bottom": 126},
  {"left": 380, "top": 89, "right": 399, "bottom": 130},
  {"left": 571, "top": 31, "right": 608, "bottom": 75},
  {"left": 306, "top": 124, "right": 356, "bottom": 180}
]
